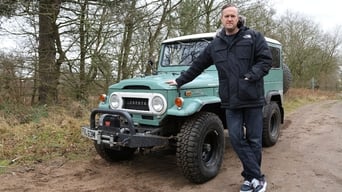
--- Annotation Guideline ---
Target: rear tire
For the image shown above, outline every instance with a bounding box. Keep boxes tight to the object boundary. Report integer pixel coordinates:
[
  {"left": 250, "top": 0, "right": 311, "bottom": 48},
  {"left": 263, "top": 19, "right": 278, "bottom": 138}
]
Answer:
[
  {"left": 177, "top": 112, "right": 225, "bottom": 184},
  {"left": 262, "top": 101, "right": 281, "bottom": 147}
]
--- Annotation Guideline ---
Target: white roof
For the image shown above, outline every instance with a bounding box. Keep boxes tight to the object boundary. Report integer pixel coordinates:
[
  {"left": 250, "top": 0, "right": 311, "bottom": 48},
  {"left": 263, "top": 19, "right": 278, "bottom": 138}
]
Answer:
[
  {"left": 162, "top": 33, "right": 216, "bottom": 43},
  {"left": 265, "top": 37, "right": 281, "bottom": 45},
  {"left": 162, "top": 32, "right": 281, "bottom": 45}
]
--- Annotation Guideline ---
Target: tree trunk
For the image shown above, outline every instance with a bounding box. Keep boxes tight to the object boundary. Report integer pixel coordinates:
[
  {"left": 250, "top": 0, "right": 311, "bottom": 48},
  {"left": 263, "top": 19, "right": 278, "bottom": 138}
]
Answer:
[
  {"left": 38, "top": 0, "right": 61, "bottom": 105},
  {"left": 116, "top": 1, "right": 136, "bottom": 81},
  {"left": 78, "top": 0, "right": 87, "bottom": 101}
]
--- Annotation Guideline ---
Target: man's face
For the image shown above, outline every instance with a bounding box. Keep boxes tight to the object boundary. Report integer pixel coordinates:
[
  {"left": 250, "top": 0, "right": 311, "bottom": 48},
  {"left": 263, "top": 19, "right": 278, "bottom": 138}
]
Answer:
[{"left": 221, "top": 6, "right": 239, "bottom": 33}]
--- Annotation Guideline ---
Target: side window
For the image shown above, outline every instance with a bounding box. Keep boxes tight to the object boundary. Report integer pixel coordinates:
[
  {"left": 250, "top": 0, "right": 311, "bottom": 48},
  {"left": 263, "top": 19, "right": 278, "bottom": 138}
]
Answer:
[{"left": 270, "top": 46, "right": 280, "bottom": 68}]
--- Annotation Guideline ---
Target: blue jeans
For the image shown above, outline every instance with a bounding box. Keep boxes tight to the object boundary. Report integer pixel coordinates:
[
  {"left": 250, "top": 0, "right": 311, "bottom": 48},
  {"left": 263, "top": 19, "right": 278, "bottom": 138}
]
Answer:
[{"left": 226, "top": 107, "right": 263, "bottom": 181}]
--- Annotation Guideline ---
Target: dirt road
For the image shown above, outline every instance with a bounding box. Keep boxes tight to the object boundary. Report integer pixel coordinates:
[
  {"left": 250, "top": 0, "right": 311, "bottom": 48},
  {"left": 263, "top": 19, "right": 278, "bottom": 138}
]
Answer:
[{"left": 0, "top": 100, "right": 341, "bottom": 192}]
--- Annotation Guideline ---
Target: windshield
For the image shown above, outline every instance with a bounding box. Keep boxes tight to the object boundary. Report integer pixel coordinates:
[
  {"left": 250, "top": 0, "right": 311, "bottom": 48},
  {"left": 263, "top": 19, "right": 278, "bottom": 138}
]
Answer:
[{"left": 161, "top": 39, "right": 211, "bottom": 67}]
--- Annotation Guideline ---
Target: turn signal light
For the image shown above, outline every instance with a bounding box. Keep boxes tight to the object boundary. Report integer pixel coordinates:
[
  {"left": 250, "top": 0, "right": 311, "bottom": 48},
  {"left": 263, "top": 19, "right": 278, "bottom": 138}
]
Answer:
[
  {"left": 99, "top": 94, "right": 107, "bottom": 102},
  {"left": 175, "top": 97, "right": 184, "bottom": 108}
]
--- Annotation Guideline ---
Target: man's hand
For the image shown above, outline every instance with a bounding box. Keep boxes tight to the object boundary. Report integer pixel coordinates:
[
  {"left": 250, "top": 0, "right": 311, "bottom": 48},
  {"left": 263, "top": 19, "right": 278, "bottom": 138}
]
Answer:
[{"left": 165, "top": 79, "right": 177, "bottom": 86}]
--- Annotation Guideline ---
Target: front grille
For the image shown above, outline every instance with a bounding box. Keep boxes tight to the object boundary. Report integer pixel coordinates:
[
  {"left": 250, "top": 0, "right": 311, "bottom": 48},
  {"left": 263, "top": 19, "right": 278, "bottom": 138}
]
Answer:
[{"left": 123, "top": 97, "right": 149, "bottom": 111}]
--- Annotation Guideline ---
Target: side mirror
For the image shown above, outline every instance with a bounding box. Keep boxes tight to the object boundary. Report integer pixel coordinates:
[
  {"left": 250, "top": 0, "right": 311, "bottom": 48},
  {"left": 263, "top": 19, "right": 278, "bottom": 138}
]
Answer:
[
  {"left": 148, "top": 59, "right": 154, "bottom": 66},
  {"left": 148, "top": 59, "right": 157, "bottom": 75}
]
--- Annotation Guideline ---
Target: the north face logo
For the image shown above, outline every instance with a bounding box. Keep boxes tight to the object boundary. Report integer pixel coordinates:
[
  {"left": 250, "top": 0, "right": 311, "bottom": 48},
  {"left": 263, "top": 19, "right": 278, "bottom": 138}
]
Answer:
[{"left": 243, "top": 34, "right": 252, "bottom": 39}]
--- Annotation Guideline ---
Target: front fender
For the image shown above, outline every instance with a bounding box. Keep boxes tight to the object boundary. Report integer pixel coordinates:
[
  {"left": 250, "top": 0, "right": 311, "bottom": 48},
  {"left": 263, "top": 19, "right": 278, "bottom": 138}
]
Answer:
[{"left": 167, "top": 96, "right": 221, "bottom": 116}]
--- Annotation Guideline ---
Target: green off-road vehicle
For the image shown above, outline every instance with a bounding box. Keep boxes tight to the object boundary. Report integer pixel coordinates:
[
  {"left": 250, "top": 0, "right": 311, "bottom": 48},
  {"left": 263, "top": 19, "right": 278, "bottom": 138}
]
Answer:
[{"left": 81, "top": 32, "right": 291, "bottom": 184}]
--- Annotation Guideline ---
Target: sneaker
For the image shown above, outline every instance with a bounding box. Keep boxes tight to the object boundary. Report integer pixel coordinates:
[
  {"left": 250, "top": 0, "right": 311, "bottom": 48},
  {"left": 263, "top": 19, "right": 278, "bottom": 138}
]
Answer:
[
  {"left": 240, "top": 180, "right": 253, "bottom": 192},
  {"left": 251, "top": 178, "right": 267, "bottom": 192}
]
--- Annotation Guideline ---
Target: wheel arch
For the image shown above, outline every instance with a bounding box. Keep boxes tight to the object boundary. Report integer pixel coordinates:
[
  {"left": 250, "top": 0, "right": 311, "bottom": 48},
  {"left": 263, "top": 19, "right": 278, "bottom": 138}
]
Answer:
[
  {"left": 265, "top": 91, "right": 284, "bottom": 123},
  {"left": 167, "top": 97, "right": 226, "bottom": 128},
  {"left": 199, "top": 102, "right": 227, "bottom": 128}
]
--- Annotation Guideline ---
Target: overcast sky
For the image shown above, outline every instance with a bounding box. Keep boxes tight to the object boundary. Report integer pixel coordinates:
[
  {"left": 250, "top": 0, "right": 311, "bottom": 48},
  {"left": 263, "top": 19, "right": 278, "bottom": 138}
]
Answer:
[{"left": 273, "top": 0, "right": 341, "bottom": 32}]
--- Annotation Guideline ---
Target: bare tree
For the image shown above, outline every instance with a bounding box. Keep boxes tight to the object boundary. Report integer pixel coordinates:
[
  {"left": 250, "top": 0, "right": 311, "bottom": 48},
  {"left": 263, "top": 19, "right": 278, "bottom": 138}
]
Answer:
[
  {"left": 275, "top": 11, "right": 342, "bottom": 89},
  {"left": 238, "top": 0, "right": 276, "bottom": 36},
  {"left": 315, "top": 27, "right": 342, "bottom": 90},
  {"left": 0, "top": 53, "right": 24, "bottom": 103},
  {"left": 202, "top": 0, "right": 221, "bottom": 32},
  {"left": 143, "top": 0, "right": 182, "bottom": 75},
  {"left": 0, "top": 0, "right": 17, "bottom": 17},
  {"left": 1, "top": 0, "right": 341, "bottom": 106},
  {"left": 38, "top": 0, "right": 64, "bottom": 104}
]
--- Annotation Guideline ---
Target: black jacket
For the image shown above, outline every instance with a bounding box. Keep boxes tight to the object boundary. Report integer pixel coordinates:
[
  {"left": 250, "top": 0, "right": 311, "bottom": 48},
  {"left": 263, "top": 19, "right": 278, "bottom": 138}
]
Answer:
[{"left": 175, "top": 27, "right": 272, "bottom": 109}]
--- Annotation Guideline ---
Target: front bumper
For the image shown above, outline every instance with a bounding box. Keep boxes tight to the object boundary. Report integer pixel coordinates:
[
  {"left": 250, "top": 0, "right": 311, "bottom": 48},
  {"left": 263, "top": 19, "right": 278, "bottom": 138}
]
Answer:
[{"left": 81, "top": 109, "right": 169, "bottom": 148}]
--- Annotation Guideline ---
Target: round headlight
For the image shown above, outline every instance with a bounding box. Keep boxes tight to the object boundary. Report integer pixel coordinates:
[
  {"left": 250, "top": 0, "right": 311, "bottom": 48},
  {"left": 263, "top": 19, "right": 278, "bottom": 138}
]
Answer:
[
  {"left": 109, "top": 94, "right": 120, "bottom": 109},
  {"left": 151, "top": 96, "right": 165, "bottom": 112}
]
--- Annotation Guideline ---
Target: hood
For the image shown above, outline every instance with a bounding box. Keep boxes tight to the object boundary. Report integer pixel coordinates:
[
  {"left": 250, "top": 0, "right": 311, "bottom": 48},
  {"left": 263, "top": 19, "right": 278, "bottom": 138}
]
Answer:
[{"left": 109, "top": 71, "right": 218, "bottom": 90}]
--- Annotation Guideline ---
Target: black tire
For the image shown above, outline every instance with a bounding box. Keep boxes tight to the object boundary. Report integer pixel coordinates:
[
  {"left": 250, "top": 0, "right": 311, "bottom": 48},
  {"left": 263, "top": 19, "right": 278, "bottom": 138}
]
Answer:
[
  {"left": 94, "top": 142, "right": 136, "bottom": 162},
  {"left": 262, "top": 101, "right": 281, "bottom": 147},
  {"left": 177, "top": 112, "right": 225, "bottom": 184},
  {"left": 283, "top": 63, "right": 292, "bottom": 94}
]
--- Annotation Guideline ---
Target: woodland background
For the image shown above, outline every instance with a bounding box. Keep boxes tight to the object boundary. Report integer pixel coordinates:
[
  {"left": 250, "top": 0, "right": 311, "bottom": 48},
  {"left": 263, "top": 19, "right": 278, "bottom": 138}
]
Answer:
[{"left": 0, "top": 0, "right": 341, "bottom": 106}]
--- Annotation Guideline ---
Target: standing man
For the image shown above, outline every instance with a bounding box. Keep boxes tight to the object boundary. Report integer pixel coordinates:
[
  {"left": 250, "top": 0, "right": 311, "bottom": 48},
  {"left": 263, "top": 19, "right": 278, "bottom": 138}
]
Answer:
[{"left": 166, "top": 4, "right": 272, "bottom": 192}]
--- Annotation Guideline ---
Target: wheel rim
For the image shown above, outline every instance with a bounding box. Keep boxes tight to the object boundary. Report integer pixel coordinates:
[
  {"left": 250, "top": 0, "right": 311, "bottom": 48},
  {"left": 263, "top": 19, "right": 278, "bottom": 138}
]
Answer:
[
  {"left": 201, "top": 130, "right": 219, "bottom": 166},
  {"left": 270, "top": 112, "right": 279, "bottom": 137}
]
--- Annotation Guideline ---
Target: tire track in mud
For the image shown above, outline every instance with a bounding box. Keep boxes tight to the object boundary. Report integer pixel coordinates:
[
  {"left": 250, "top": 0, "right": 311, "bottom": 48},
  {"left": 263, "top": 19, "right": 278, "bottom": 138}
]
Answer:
[{"left": 263, "top": 100, "right": 342, "bottom": 192}]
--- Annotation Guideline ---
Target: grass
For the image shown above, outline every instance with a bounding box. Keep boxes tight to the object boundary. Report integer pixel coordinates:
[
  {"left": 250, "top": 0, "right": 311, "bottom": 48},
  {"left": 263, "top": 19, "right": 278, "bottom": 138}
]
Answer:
[
  {"left": 283, "top": 88, "right": 340, "bottom": 113},
  {"left": 0, "top": 88, "right": 340, "bottom": 173},
  {"left": 0, "top": 102, "right": 95, "bottom": 173}
]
